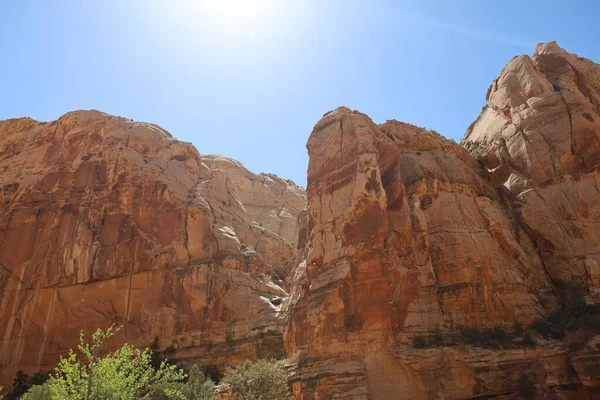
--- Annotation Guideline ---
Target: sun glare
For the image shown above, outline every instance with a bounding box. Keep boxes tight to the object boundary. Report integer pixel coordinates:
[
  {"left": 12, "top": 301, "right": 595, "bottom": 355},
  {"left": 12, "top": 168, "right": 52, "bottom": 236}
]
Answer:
[{"left": 202, "top": 0, "right": 276, "bottom": 24}]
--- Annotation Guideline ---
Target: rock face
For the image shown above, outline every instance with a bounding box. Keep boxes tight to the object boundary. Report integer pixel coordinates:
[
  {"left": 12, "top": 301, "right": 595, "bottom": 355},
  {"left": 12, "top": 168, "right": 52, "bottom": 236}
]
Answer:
[
  {"left": 3, "top": 41, "right": 600, "bottom": 400},
  {"left": 0, "top": 110, "right": 306, "bottom": 387},
  {"left": 285, "top": 107, "right": 557, "bottom": 399},
  {"left": 463, "top": 41, "right": 600, "bottom": 293},
  {"left": 286, "top": 42, "right": 600, "bottom": 399}
]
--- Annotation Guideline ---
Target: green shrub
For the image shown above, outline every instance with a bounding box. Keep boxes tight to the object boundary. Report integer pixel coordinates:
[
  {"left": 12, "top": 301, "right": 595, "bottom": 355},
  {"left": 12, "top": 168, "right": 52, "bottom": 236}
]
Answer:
[
  {"left": 531, "top": 319, "right": 552, "bottom": 338},
  {"left": 514, "top": 321, "right": 524, "bottom": 336},
  {"left": 462, "top": 327, "right": 511, "bottom": 349},
  {"left": 9, "top": 370, "right": 30, "bottom": 398},
  {"left": 517, "top": 374, "right": 536, "bottom": 398},
  {"left": 222, "top": 359, "right": 291, "bottom": 400},
  {"left": 180, "top": 366, "right": 215, "bottom": 400},
  {"left": 523, "top": 332, "right": 536, "bottom": 348},
  {"left": 21, "top": 383, "right": 51, "bottom": 400},
  {"left": 145, "top": 365, "right": 215, "bottom": 400},
  {"left": 412, "top": 336, "right": 427, "bottom": 349},
  {"left": 25, "top": 325, "right": 187, "bottom": 400},
  {"left": 431, "top": 331, "right": 444, "bottom": 346}
]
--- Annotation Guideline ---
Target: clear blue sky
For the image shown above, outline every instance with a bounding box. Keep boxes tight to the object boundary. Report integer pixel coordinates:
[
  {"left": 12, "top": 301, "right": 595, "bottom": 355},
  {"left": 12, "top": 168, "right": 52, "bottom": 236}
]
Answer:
[{"left": 2, "top": 1, "right": 599, "bottom": 186}]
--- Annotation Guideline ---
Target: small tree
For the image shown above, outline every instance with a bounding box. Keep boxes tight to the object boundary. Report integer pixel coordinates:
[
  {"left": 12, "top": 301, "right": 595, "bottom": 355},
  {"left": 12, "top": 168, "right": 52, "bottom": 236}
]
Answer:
[
  {"left": 180, "top": 366, "right": 215, "bottom": 400},
  {"left": 222, "top": 360, "right": 291, "bottom": 400},
  {"left": 26, "top": 325, "right": 187, "bottom": 400}
]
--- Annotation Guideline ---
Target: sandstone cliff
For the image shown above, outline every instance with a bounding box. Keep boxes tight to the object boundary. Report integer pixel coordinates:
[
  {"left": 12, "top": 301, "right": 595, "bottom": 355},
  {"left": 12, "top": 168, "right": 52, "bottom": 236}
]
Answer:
[
  {"left": 286, "top": 42, "right": 600, "bottom": 399},
  {"left": 3, "top": 41, "right": 600, "bottom": 400},
  {"left": 0, "top": 110, "right": 306, "bottom": 387}
]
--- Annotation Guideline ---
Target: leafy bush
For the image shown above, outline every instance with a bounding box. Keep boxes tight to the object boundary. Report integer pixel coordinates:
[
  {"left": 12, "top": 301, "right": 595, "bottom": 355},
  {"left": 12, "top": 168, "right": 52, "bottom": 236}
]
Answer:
[
  {"left": 21, "top": 383, "right": 51, "bottom": 400},
  {"left": 522, "top": 332, "right": 536, "bottom": 348},
  {"left": 431, "top": 331, "right": 444, "bottom": 346},
  {"left": 25, "top": 325, "right": 187, "bottom": 400},
  {"left": 222, "top": 359, "right": 291, "bottom": 400},
  {"left": 531, "top": 296, "right": 600, "bottom": 340},
  {"left": 531, "top": 319, "right": 552, "bottom": 338},
  {"left": 179, "top": 366, "right": 215, "bottom": 400},
  {"left": 145, "top": 365, "right": 215, "bottom": 400},
  {"left": 462, "top": 327, "right": 512, "bottom": 349},
  {"left": 518, "top": 374, "right": 536, "bottom": 398},
  {"left": 5, "top": 369, "right": 49, "bottom": 399},
  {"left": 9, "top": 370, "right": 30, "bottom": 398},
  {"left": 412, "top": 336, "right": 427, "bottom": 349},
  {"left": 514, "top": 321, "right": 524, "bottom": 336}
]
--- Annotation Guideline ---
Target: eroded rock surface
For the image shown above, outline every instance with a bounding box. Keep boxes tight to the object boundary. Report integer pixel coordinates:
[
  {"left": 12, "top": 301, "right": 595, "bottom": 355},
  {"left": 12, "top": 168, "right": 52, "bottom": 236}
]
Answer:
[
  {"left": 3, "top": 41, "right": 600, "bottom": 400},
  {"left": 286, "top": 42, "right": 600, "bottom": 399},
  {"left": 463, "top": 41, "right": 600, "bottom": 293},
  {"left": 285, "top": 107, "right": 557, "bottom": 399},
  {"left": 0, "top": 110, "right": 306, "bottom": 387}
]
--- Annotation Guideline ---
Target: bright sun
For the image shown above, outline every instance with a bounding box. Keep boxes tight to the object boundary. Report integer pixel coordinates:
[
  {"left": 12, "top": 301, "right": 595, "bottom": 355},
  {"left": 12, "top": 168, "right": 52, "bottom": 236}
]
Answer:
[
  {"left": 201, "top": 0, "right": 276, "bottom": 24},
  {"left": 151, "top": 0, "right": 287, "bottom": 46}
]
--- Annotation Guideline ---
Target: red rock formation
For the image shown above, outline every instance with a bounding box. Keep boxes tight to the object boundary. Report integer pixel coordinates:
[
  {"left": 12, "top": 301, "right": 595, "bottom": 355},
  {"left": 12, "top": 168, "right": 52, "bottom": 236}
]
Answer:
[
  {"left": 285, "top": 107, "right": 557, "bottom": 399},
  {"left": 4, "top": 41, "right": 600, "bottom": 400},
  {"left": 464, "top": 41, "right": 600, "bottom": 293},
  {"left": 286, "top": 42, "right": 600, "bottom": 399},
  {"left": 0, "top": 110, "right": 306, "bottom": 388}
]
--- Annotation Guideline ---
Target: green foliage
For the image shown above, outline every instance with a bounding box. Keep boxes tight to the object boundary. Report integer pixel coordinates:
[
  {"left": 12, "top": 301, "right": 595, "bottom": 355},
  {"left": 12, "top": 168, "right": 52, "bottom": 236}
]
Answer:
[
  {"left": 461, "top": 327, "right": 512, "bottom": 349},
  {"left": 6, "top": 369, "right": 49, "bottom": 399},
  {"left": 21, "top": 383, "right": 51, "bottom": 400},
  {"left": 411, "top": 331, "right": 444, "bottom": 349},
  {"left": 11, "top": 370, "right": 30, "bottom": 398},
  {"left": 531, "top": 319, "right": 552, "bottom": 338},
  {"left": 31, "top": 371, "right": 50, "bottom": 387},
  {"left": 26, "top": 325, "right": 187, "bottom": 400},
  {"left": 144, "top": 366, "right": 215, "bottom": 400},
  {"left": 180, "top": 366, "right": 215, "bottom": 400},
  {"left": 514, "top": 321, "right": 524, "bottom": 336},
  {"left": 522, "top": 331, "right": 536, "bottom": 348},
  {"left": 412, "top": 336, "right": 426, "bottom": 349},
  {"left": 531, "top": 296, "right": 600, "bottom": 340},
  {"left": 517, "top": 374, "right": 536, "bottom": 398},
  {"left": 431, "top": 330, "right": 444, "bottom": 346},
  {"left": 222, "top": 359, "right": 291, "bottom": 400},
  {"left": 200, "top": 365, "right": 222, "bottom": 385}
]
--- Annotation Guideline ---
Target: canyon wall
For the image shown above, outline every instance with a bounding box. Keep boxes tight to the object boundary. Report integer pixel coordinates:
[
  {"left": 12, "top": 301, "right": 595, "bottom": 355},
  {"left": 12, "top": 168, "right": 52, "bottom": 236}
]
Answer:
[
  {"left": 286, "top": 42, "right": 600, "bottom": 399},
  {"left": 0, "top": 110, "right": 306, "bottom": 387},
  {"left": 2, "top": 41, "right": 600, "bottom": 399}
]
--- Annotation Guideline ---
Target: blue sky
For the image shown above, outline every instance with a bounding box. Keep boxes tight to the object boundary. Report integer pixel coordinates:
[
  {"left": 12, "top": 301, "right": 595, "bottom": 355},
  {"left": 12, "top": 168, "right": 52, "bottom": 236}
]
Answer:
[{"left": 1, "top": 1, "right": 599, "bottom": 186}]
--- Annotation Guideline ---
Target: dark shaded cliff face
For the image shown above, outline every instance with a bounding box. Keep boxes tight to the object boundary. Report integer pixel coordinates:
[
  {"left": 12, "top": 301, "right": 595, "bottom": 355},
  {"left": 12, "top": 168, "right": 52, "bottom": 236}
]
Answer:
[
  {"left": 3, "top": 42, "right": 600, "bottom": 400},
  {"left": 0, "top": 110, "right": 306, "bottom": 388}
]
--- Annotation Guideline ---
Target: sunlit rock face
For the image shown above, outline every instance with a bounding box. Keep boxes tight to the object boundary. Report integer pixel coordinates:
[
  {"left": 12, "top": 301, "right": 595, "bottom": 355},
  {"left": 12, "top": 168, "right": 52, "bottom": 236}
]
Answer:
[
  {"left": 285, "top": 107, "right": 556, "bottom": 399},
  {"left": 463, "top": 41, "right": 600, "bottom": 293},
  {"left": 4, "top": 41, "right": 600, "bottom": 400},
  {"left": 285, "top": 42, "right": 600, "bottom": 399},
  {"left": 0, "top": 110, "right": 306, "bottom": 387}
]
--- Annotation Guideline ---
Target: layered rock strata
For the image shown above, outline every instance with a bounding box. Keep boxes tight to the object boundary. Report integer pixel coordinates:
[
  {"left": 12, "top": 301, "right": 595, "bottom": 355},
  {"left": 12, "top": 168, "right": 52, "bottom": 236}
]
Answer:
[{"left": 0, "top": 110, "right": 306, "bottom": 387}]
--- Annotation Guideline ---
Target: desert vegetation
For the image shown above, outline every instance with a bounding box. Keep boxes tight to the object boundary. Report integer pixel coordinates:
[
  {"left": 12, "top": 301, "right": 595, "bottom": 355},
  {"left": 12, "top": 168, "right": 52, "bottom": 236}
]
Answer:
[{"left": 3, "top": 326, "right": 291, "bottom": 400}]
